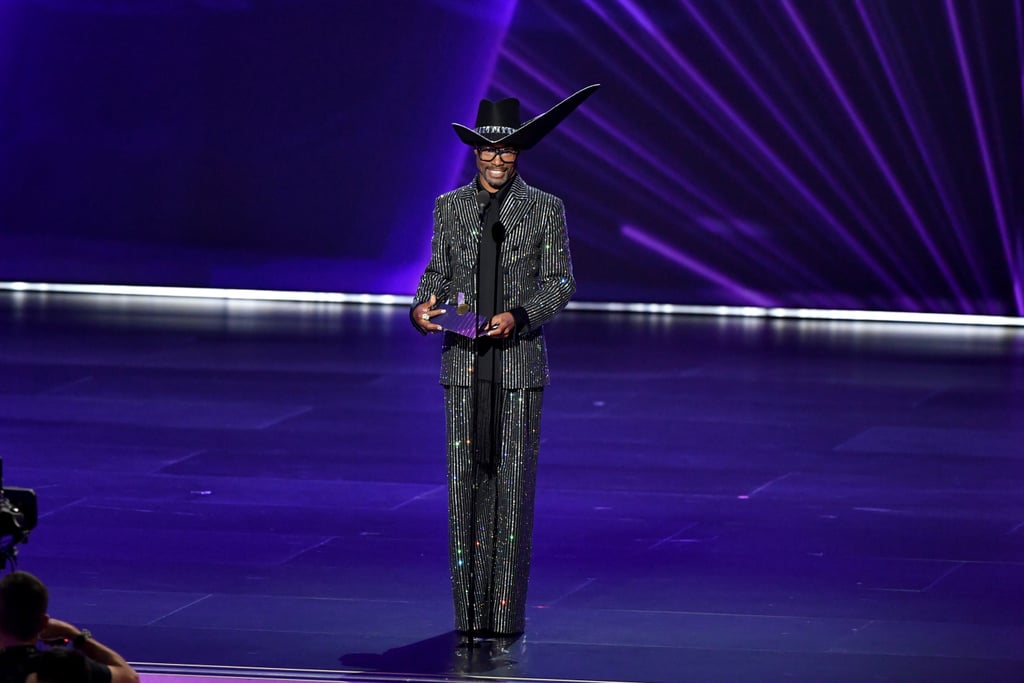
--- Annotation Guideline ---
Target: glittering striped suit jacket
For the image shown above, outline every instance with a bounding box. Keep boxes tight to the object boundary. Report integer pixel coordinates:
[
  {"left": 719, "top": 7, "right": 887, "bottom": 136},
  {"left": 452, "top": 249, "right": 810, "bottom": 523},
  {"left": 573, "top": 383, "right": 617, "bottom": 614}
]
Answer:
[{"left": 414, "top": 174, "right": 576, "bottom": 389}]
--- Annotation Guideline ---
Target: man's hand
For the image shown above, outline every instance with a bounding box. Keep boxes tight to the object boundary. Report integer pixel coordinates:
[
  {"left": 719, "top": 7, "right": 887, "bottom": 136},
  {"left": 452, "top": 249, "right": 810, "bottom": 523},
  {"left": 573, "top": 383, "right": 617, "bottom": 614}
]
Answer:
[
  {"left": 483, "top": 311, "right": 516, "bottom": 339},
  {"left": 39, "top": 617, "right": 78, "bottom": 643},
  {"left": 413, "top": 294, "right": 445, "bottom": 333},
  {"left": 39, "top": 617, "right": 140, "bottom": 683}
]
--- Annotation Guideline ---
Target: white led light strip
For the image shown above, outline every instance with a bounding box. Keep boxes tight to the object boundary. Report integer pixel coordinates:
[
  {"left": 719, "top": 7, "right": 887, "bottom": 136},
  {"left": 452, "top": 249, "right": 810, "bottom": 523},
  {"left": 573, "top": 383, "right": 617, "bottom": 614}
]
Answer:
[{"left": 2, "top": 281, "right": 1022, "bottom": 327}]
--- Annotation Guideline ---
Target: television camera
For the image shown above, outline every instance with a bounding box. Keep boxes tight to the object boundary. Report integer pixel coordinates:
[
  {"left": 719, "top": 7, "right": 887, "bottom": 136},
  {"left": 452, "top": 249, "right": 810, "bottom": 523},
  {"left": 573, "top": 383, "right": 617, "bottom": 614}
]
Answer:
[{"left": 0, "top": 457, "right": 38, "bottom": 570}]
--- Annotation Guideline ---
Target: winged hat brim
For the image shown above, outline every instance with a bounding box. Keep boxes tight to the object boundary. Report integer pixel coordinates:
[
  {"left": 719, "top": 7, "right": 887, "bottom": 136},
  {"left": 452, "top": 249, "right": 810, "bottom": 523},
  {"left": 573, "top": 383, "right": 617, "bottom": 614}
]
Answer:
[{"left": 452, "top": 84, "right": 600, "bottom": 150}]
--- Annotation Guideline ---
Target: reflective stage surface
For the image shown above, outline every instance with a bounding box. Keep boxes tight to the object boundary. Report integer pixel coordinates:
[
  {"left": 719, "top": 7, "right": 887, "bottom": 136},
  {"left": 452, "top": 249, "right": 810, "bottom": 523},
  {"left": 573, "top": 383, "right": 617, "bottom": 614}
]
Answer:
[{"left": 2, "top": 292, "right": 1023, "bottom": 683}]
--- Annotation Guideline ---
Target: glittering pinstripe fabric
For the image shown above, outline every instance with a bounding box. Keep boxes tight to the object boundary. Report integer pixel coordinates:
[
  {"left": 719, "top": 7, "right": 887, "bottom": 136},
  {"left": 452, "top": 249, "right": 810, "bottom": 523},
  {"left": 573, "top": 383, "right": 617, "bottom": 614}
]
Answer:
[
  {"left": 445, "top": 384, "right": 543, "bottom": 634},
  {"left": 416, "top": 172, "right": 574, "bottom": 634},
  {"left": 414, "top": 174, "right": 576, "bottom": 389}
]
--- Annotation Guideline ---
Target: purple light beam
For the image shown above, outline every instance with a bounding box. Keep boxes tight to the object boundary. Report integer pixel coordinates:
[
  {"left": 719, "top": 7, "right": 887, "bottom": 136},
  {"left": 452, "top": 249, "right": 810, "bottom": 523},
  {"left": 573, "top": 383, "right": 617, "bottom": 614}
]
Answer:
[
  {"left": 604, "top": 0, "right": 908, "bottom": 299},
  {"left": 783, "top": 0, "right": 973, "bottom": 311},
  {"left": 854, "top": 0, "right": 991, "bottom": 302},
  {"left": 680, "top": 0, "right": 930, "bottom": 299},
  {"left": 496, "top": 47, "right": 831, "bottom": 295},
  {"left": 621, "top": 224, "right": 775, "bottom": 306},
  {"left": 500, "top": 22, "right": 851, "bottom": 297},
  {"left": 945, "top": 0, "right": 1022, "bottom": 313}
]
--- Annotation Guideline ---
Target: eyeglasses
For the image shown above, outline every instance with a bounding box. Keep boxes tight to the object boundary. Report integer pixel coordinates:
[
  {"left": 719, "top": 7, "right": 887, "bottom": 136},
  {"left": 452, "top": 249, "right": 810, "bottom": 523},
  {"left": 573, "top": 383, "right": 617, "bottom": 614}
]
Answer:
[{"left": 476, "top": 147, "right": 520, "bottom": 163}]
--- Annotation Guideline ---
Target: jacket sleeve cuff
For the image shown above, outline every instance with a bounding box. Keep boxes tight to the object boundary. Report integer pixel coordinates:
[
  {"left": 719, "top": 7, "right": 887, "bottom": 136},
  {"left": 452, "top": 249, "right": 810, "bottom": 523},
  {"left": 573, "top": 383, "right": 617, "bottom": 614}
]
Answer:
[{"left": 511, "top": 306, "right": 530, "bottom": 334}]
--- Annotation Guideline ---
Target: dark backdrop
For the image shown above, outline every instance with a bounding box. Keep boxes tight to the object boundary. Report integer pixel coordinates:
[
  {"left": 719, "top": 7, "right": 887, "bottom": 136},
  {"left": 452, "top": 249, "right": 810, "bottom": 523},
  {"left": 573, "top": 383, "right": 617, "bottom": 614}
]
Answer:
[{"left": 1, "top": 0, "right": 1020, "bottom": 315}]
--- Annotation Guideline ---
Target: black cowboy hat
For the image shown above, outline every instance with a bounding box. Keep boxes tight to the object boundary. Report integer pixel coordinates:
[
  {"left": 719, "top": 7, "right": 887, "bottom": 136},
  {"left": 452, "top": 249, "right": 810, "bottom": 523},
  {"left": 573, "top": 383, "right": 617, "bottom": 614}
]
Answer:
[{"left": 452, "top": 84, "right": 600, "bottom": 150}]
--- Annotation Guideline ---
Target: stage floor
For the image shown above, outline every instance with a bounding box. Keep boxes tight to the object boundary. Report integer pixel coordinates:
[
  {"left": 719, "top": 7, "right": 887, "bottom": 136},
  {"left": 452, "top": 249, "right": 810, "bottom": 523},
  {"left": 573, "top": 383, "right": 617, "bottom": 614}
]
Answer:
[{"left": 2, "top": 291, "right": 1023, "bottom": 683}]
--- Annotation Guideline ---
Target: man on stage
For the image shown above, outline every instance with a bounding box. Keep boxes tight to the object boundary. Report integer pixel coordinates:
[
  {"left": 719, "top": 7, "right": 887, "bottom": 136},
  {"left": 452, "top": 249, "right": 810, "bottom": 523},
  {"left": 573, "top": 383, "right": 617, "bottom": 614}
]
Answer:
[{"left": 411, "top": 83, "right": 598, "bottom": 644}]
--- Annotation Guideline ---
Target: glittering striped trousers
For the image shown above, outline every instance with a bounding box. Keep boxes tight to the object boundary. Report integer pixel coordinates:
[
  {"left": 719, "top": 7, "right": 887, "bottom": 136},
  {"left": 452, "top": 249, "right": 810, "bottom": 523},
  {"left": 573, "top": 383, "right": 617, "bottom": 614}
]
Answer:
[{"left": 444, "top": 385, "right": 543, "bottom": 634}]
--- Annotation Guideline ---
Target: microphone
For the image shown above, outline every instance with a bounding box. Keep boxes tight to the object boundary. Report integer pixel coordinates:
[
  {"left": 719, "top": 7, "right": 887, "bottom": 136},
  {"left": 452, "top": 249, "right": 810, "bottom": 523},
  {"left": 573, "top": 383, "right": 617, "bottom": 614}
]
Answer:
[{"left": 476, "top": 189, "right": 491, "bottom": 218}]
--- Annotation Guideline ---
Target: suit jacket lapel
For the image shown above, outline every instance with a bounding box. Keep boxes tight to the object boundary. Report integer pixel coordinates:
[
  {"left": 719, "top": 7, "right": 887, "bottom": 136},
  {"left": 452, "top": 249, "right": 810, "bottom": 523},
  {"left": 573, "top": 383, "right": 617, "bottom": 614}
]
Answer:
[
  {"left": 451, "top": 175, "right": 533, "bottom": 246},
  {"left": 450, "top": 184, "right": 481, "bottom": 244},
  {"left": 500, "top": 175, "right": 533, "bottom": 240}
]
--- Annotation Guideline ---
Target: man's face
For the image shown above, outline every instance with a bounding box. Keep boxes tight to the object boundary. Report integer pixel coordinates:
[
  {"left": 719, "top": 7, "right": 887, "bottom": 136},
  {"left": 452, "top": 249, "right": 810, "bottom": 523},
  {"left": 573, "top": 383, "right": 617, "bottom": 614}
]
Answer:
[{"left": 475, "top": 145, "right": 519, "bottom": 192}]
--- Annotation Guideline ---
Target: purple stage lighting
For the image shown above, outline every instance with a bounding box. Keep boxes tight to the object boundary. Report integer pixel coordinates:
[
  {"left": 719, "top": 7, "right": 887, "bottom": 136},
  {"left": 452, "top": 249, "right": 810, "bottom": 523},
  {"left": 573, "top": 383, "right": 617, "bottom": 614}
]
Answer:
[{"left": 0, "top": 1, "right": 1019, "bottom": 316}]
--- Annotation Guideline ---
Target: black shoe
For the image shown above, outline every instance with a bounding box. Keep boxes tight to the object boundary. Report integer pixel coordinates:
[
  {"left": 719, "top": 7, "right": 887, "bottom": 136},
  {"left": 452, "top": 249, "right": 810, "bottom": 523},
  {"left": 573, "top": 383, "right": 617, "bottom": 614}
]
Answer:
[
  {"left": 456, "top": 630, "right": 483, "bottom": 648},
  {"left": 489, "top": 631, "right": 524, "bottom": 650}
]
